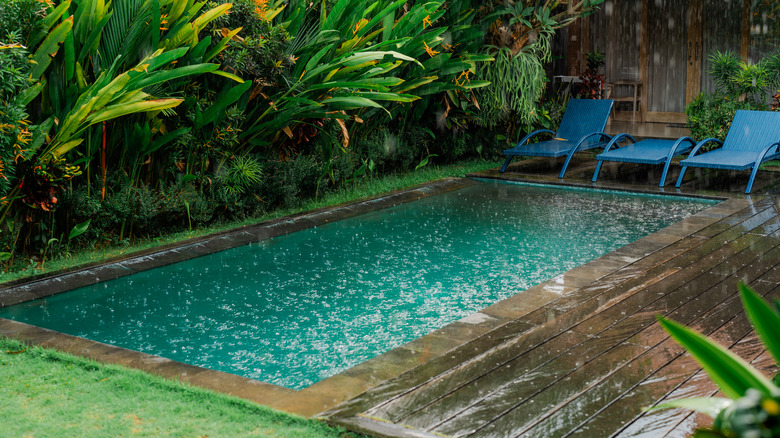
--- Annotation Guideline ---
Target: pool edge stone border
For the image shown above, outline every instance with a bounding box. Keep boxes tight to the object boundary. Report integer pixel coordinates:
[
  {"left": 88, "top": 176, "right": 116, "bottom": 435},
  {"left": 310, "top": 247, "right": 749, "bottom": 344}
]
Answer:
[{"left": 0, "top": 177, "right": 742, "bottom": 420}]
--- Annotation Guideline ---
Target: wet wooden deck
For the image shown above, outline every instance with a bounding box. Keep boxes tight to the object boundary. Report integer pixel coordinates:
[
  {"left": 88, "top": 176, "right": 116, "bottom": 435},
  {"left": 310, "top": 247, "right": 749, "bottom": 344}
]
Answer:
[{"left": 323, "top": 158, "right": 780, "bottom": 437}]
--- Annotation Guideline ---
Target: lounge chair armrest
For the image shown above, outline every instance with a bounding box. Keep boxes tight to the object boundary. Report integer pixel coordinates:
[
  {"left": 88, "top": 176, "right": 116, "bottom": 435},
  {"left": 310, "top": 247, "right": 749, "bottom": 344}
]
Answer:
[
  {"left": 603, "top": 133, "right": 637, "bottom": 153},
  {"left": 686, "top": 138, "right": 723, "bottom": 158},
  {"left": 756, "top": 141, "right": 780, "bottom": 164},
  {"left": 666, "top": 136, "right": 697, "bottom": 161},
  {"left": 573, "top": 132, "right": 613, "bottom": 151},
  {"left": 515, "top": 129, "right": 555, "bottom": 147}
]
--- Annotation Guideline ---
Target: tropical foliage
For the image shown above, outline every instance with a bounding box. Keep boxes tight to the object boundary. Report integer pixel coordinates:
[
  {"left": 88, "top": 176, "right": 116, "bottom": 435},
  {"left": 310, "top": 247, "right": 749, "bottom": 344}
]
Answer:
[
  {"left": 685, "top": 50, "right": 780, "bottom": 146},
  {"left": 656, "top": 283, "right": 780, "bottom": 437},
  {"left": 0, "top": 0, "right": 601, "bottom": 272}
]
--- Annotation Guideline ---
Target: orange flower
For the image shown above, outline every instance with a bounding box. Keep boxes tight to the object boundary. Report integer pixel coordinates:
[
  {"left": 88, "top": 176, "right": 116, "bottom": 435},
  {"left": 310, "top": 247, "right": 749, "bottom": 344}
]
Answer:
[
  {"left": 422, "top": 15, "right": 432, "bottom": 28},
  {"left": 254, "top": 0, "right": 268, "bottom": 18},
  {"left": 423, "top": 41, "right": 439, "bottom": 57}
]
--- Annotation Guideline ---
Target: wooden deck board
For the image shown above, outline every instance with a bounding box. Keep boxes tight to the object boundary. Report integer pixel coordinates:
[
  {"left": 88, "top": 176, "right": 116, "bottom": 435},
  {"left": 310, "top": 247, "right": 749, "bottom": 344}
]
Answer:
[
  {"left": 435, "top": 240, "right": 780, "bottom": 437},
  {"left": 324, "top": 175, "right": 780, "bottom": 438}
]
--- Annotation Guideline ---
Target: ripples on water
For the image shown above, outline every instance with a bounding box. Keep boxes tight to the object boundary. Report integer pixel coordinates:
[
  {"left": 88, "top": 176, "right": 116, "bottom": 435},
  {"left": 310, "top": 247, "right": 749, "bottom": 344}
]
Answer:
[{"left": 0, "top": 181, "right": 714, "bottom": 389}]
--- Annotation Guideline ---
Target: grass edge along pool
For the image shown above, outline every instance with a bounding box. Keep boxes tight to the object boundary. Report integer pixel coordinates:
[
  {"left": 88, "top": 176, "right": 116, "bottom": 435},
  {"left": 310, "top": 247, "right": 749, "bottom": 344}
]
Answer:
[{"left": 0, "top": 179, "right": 717, "bottom": 390}]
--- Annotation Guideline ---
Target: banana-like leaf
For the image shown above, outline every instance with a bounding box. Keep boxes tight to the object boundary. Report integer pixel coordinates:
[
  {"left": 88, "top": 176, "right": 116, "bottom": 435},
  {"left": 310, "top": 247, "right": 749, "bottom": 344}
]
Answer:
[
  {"left": 658, "top": 316, "right": 777, "bottom": 399},
  {"left": 139, "top": 48, "right": 190, "bottom": 72},
  {"left": 343, "top": 91, "right": 419, "bottom": 102},
  {"left": 130, "top": 63, "right": 220, "bottom": 90},
  {"left": 422, "top": 53, "right": 453, "bottom": 71},
  {"left": 29, "top": 0, "right": 72, "bottom": 48},
  {"left": 204, "top": 27, "right": 242, "bottom": 62},
  {"left": 13, "top": 82, "right": 45, "bottom": 106},
  {"left": 393, "top": 76, "right": 437, "bottom": 93},
  {"left": 192, "top": 2, "right": 232, "bottom": 29},
  {"left": 50, "top": 138, "right": 85, "bottom": 158},
  {"left": 308, "top": 77, "right": 404, "bottom": 91},
  {"left": 652, "top": 397, "right": 732, "bottom": 419},
  {"left": 359, "top": 0, "right": 406, "bottom": 39},
  {"left": 76, "top": 11, "right": 113, "bottom": 63},
  {"left": 30, "top": 17, "right": 74, "bottom": 80},
  {"left": 63, "top": 28, "right": 75, "bottom": 81},
  {"left": 322, "top": 96, "right": 384, "bottom": 110},
  {"left": 325, "top": 61, "right": 382, "bottom": 81},
  {"left": 302, "top": 43, "right": 335, "bottom": 77},
  {"left": 739, "top": 283, "right": 780, "bottom": 367},
  {"left": 321, "top": 0, "right": 350, "bottom": 31},
  {"left": 84, "top": 98, "right": 184, "bottom": 125},
  {"left": 460, "top": 80, "right": 491, "bottom": 90},
  {"left": 165, "top": 2, "right": 231, "bottom": 49},
  {"left": 209, "top": 70, "right": 245, "bottom": 83},
  {"left": 166, "top": 0, "right": 189, "bottom": 25}
]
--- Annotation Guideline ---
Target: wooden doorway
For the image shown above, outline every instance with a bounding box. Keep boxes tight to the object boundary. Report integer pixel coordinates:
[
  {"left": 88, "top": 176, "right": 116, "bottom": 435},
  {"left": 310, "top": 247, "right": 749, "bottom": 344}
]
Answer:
[
  {"left": 642, "top": 0, "right": 694, "bottom": 123},
  {"left": 641, "top": 0, "right": 746, "bottom": 124}
]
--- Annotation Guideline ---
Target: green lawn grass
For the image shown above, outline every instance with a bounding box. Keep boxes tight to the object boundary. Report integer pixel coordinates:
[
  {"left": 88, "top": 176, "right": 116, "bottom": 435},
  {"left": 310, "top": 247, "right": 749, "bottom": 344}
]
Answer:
[
  {"left": 0, "top": 337, "right": 362, "bottom": 437},
  {"left": 1, "top": 160, "right": 499, "bottom": 284}
]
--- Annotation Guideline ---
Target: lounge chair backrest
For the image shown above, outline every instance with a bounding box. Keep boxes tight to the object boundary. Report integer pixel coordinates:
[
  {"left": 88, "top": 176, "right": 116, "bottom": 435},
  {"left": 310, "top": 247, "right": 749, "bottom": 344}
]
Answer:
[
  {"left": 556, "top": 99, "right": 614, "bottom": 142},
  {"left": 723, "top": 110, "right": 780, "bottom": 152}
]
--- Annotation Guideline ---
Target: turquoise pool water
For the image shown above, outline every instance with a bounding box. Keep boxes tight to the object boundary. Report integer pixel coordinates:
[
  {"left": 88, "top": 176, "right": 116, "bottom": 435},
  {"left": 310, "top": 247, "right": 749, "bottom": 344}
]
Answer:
[{"left": 0, "top": 181, "right": 714, "bottom": 389}]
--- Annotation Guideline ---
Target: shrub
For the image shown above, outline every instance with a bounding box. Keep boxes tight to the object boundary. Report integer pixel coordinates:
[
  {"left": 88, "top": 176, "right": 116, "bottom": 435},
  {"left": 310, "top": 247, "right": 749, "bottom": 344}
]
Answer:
[
  {"left": 685, "top": 93, "right": 767, "bottom": 148},
  {"left": 0, "top": 0, "right": 46, "bottom": 45},
  {"left": 0, "top": 34, "right": 33, "bottom": 199}
]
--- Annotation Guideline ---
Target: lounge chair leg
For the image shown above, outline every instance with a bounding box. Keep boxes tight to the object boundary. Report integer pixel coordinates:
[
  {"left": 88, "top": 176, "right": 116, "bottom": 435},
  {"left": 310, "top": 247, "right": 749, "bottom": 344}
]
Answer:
[
  {"left": 659, "top": 161, "right": 673, "bottom": 187},
  {"left": 675, "top": 166, "right": 688, "bottom": 188},
  {"left": 592, "top": 161, "right": 603, "bottom": 182},
  {"left": 500, "top": 156, "right": 513, "bottom": 173},
  {"left": 559, "top": 151, "right": 577, "bottom": 179},
  {"left": 746, "top": 165, "right": 761, "bottom": 194}
]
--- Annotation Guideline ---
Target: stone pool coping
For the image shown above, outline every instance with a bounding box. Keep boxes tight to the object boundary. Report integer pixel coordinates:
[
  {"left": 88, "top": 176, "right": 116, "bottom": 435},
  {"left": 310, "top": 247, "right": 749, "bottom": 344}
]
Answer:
[{"left": 0, "top": 176, "right": 736, "bottom": 419}]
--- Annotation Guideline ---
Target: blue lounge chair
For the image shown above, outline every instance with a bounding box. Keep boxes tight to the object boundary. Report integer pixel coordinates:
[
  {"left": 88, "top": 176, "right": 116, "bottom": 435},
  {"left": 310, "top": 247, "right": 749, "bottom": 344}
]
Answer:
[
  {"left": 675, "top": 110, "right": 780, "bottom": 194},
  {"left": 592, "top": 135, "right": 697, "bottom": 187},
  {"left": 500, "top": 99, "right": 614, "bottom": 178}
]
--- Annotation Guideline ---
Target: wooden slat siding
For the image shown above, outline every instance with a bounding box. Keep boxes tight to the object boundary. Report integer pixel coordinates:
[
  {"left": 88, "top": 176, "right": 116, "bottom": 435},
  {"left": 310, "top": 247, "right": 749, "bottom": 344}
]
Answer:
[
  {"left": 588, "top": 1, "right": 641, "bottom": 82},
  {"left": 437, "top": 223, "right": 780, "bottom": 437},
  {"left": 512, "top": 244, "right": 780, "bottom": 438},
  {"left": 700, "top": 0, "right": 742, "bottom": 94},
  {"left": 647, "top": 0, "right": 688, "bottom": 113},
  {"left": 364, "top": 204, "right": 776, "bottom": 434},
  {"left": 725, "top": 111, "right": 780, "bottom": 153},
  {"left": 746, "top": 3, "right": 780, "bottom": 65}
]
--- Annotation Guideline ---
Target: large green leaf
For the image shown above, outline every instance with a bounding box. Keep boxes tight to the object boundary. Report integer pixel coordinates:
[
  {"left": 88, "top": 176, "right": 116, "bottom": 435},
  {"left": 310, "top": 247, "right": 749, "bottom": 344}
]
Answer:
[
  {"left": 658, "top": 316, "right": 777, "bottom": 399},
  {"left": 129, "top": 64, "right": 220, "bottom": 90},
  {"left": 740, "top": 283, "right": 780, "bottom": 367},
  {"left": 68, "top": 219, "right": 91, "bottom": 240},
  {"left": 29, "top": 0, "right": 72, "bottom": 48},
  {"left": 652, "top": 397, "right": 732, "bottom": 418},
  {"left": 30, "top": 17, "right": 74, "bottom": 80}
]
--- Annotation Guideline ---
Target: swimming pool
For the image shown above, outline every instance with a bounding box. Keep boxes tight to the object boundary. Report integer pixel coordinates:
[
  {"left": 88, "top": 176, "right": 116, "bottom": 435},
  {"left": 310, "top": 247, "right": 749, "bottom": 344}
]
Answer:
[{"left": 0, "top": 180, "right": 715, "bottom": 389}]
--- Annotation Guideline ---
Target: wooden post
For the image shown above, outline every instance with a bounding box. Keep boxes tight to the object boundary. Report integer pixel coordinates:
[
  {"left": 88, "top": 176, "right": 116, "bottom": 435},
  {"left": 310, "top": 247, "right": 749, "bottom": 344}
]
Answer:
[
  {"left": 741, "top": 0, "right": 751, "bottom": 61},
  {"left": 567, "top": 19, "right": 581, "bottom": 76},
  {"left": 639, "top": 0, "right": 648, "bottom": 121},
  {"left": 685, "top": 0, "right": 703, "bottom": 106}
]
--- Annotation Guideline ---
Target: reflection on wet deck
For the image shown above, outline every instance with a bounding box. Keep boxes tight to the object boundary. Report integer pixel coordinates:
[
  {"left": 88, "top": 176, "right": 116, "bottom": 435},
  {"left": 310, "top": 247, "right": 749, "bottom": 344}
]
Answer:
[{"left": 324, "top": 159, "right": 780, "bottom": 437}]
